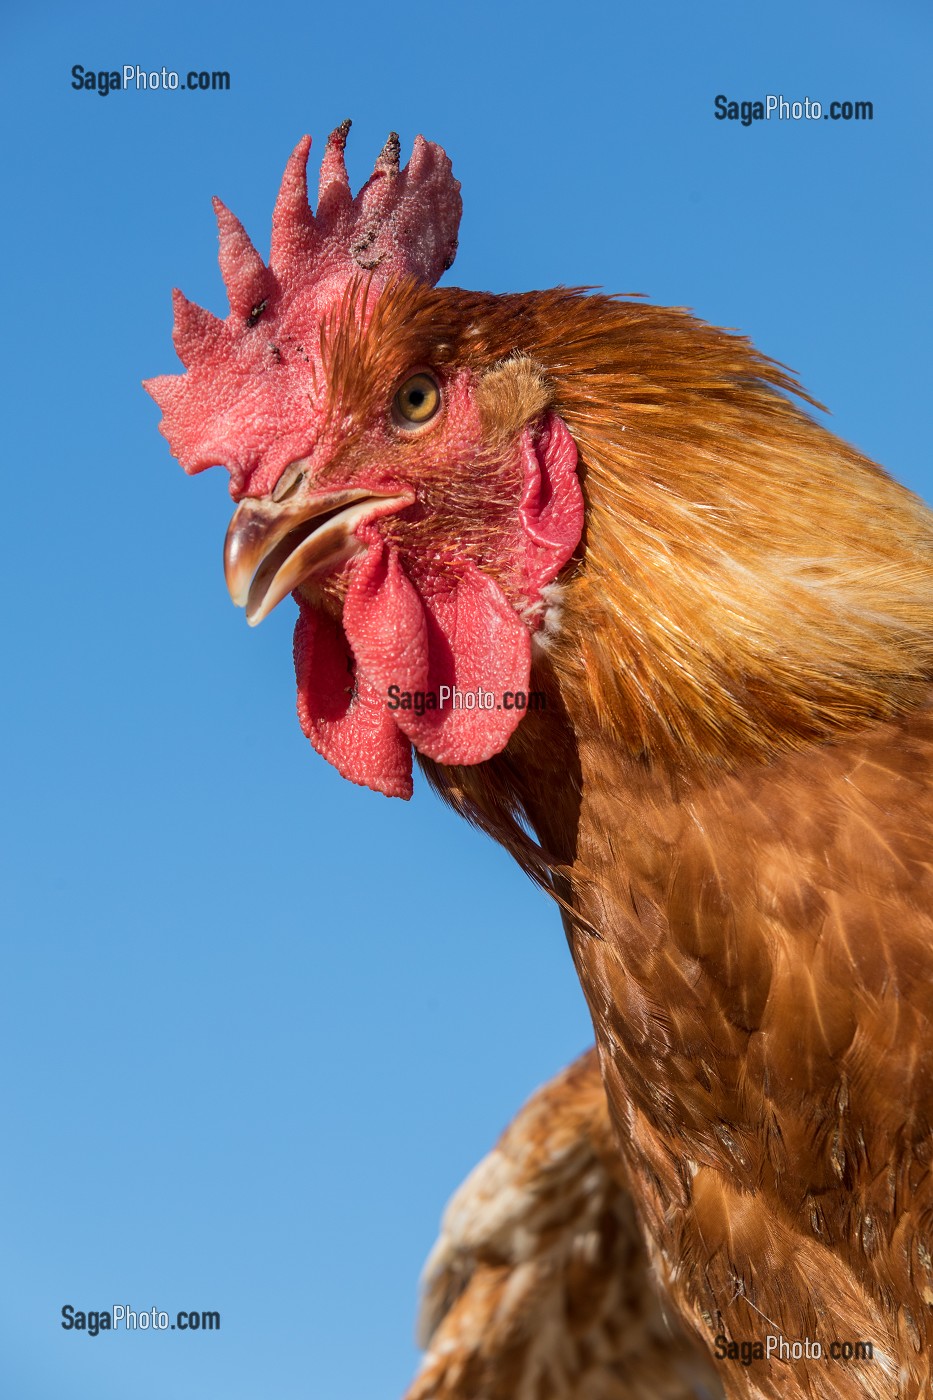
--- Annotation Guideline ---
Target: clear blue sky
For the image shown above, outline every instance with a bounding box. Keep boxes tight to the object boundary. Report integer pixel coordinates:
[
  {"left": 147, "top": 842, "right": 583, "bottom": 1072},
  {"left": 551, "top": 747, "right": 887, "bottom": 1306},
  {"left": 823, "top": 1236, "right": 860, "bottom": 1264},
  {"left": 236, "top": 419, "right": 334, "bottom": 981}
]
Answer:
[{"left": 2, "top": 3, "right": 929, "bottom": 1397}]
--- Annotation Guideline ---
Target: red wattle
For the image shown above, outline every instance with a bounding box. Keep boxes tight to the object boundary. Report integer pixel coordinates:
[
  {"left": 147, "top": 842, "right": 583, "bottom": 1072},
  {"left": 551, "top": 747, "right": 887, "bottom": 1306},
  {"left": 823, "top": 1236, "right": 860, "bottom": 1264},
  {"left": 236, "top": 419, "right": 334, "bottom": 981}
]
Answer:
[
  {"left": 293, "top": 596, "right": 413, "bottom": 799},
  {"left": 343, "top": 541, "right": 532, "bottom": 767}
]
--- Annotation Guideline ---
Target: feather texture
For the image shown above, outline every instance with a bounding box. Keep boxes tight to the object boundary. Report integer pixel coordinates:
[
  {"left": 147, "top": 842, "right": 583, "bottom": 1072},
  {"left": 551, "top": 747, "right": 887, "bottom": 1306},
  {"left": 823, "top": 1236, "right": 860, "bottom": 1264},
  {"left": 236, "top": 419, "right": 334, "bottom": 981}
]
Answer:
[
  {"left": 407, "top": 1051, "right": 723, "bottom": 1400},
  {"left": 408, "top": 286, "right": 933, "bottom": 1395}
]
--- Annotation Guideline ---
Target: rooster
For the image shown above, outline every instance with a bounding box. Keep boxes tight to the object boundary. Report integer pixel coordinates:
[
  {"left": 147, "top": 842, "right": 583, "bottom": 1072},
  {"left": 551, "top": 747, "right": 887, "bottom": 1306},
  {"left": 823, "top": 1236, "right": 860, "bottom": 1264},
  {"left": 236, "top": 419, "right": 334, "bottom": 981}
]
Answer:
[{"left": 146, "top": 124, "right": 933, "bottom": 1400}]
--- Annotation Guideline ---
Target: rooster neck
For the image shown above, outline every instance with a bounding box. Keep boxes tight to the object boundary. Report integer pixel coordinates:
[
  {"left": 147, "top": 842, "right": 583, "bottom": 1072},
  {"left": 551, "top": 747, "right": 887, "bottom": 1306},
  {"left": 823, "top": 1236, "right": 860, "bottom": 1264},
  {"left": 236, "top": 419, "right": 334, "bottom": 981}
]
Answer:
[
  {"left": 522, "top": 698, "right": 933, "bottom": 1129},
  {"left": 510, "top": 696, "right": 933, "bottom": 1372},
  {"left": 419, "top": 679, "right": 933, "bottom": 1377},
  {"left": 414, "top": 286, "right": 933, "bottom": 1383}
]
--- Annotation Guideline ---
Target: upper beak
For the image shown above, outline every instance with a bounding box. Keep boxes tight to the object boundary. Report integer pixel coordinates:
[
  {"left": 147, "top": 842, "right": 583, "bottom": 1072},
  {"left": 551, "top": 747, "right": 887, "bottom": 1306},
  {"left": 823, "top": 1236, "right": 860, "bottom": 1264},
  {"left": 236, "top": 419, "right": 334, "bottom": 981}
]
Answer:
[{"left": 223, "top": 469, "right": 410, "bottom": 626}]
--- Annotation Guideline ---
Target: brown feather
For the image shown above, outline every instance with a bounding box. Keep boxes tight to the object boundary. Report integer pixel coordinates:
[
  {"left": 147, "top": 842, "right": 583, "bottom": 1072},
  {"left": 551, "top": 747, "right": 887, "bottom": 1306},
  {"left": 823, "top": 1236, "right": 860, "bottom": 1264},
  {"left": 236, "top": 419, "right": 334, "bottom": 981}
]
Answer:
[
  {"left": 406, "top": 1051, "right": 723, "bottom": 1400},
  {"left": 398, "top": 283, "right": 933, "bottom": 1395}
]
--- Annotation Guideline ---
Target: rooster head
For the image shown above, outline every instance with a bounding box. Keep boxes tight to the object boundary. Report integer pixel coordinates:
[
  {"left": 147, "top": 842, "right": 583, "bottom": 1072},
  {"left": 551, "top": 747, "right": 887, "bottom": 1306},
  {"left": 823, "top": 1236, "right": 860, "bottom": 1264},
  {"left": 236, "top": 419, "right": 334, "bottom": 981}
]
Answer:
[{"left": 145, "top": 123, "right": 583, "bottom": 798}]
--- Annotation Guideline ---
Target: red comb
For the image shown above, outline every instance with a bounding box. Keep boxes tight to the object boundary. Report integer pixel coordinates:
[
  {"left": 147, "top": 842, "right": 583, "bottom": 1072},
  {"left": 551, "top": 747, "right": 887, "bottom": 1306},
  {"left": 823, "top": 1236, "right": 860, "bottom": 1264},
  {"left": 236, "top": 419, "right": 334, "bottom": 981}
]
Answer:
[{"left": 144, "top": 122, "right": 462, "bottom": 497}]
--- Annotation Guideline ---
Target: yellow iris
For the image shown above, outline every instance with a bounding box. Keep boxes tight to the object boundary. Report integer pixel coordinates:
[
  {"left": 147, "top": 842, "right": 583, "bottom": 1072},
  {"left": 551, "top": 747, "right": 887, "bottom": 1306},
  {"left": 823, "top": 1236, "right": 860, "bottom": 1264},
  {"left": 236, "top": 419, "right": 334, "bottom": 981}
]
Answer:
[{"left": 394, "top": 372, "right": 441, "bottom": 427}]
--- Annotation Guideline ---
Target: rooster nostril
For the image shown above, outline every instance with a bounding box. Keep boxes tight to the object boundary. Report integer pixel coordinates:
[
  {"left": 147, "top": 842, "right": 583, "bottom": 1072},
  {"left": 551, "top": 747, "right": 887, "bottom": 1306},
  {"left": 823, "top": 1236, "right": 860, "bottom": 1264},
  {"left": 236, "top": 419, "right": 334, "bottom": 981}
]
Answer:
[{"left": 271, "top": 466, "right": 305, "bottom": 504}]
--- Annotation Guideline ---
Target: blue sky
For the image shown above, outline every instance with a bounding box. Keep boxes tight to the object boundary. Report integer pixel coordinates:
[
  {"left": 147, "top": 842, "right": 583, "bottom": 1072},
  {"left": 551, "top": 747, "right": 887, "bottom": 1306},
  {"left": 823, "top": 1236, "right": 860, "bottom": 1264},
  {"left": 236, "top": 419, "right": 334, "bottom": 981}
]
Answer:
[{"left": 2, "top": 2, "right": 930, "bottom": 1397}]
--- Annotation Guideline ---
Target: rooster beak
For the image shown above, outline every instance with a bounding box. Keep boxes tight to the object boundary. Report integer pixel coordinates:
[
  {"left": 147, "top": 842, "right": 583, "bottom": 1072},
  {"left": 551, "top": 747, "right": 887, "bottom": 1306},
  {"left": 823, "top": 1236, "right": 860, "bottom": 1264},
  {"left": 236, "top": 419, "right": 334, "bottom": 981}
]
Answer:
[{"left": 223, "top": 471, "right": 410, "bottom": 626}]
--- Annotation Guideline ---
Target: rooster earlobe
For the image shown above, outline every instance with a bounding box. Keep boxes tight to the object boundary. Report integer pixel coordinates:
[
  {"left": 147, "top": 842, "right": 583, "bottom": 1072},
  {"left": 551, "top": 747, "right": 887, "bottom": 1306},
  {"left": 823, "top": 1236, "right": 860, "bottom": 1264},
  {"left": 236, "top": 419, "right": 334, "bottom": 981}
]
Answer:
[{"left": 518, "top": 413, "right": 585, "bottom": 595}]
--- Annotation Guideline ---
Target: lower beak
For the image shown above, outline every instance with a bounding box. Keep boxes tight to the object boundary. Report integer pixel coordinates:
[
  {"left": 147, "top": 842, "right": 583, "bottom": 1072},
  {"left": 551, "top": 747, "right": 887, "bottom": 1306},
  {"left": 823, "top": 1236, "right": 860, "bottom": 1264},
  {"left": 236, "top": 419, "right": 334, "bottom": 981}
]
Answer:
[{"left": 224, "top": 486, "right": 409, "bottom": 626}]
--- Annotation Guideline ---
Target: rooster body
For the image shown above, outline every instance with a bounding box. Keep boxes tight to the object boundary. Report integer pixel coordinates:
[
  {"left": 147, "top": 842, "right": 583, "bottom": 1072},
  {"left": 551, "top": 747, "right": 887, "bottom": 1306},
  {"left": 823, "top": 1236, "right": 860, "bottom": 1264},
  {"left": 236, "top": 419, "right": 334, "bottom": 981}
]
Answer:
[
  {"left": 409, "top": 1049, "right": 723, "bottom": 1400},
  {"left": 147, "top": 126, "right": 933, "bottom": 1399},
  {"left": 415, "top": 292, "right": 933, "bottom": 1399}
]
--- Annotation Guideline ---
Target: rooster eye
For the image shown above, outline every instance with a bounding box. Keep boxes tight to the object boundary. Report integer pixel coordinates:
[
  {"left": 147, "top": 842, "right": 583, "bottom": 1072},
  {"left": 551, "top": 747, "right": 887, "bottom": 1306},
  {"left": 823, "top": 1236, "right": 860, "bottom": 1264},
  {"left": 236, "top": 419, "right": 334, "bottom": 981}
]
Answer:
[{"left": 393, "top": 372, "right": 441, "bottom": 428}]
